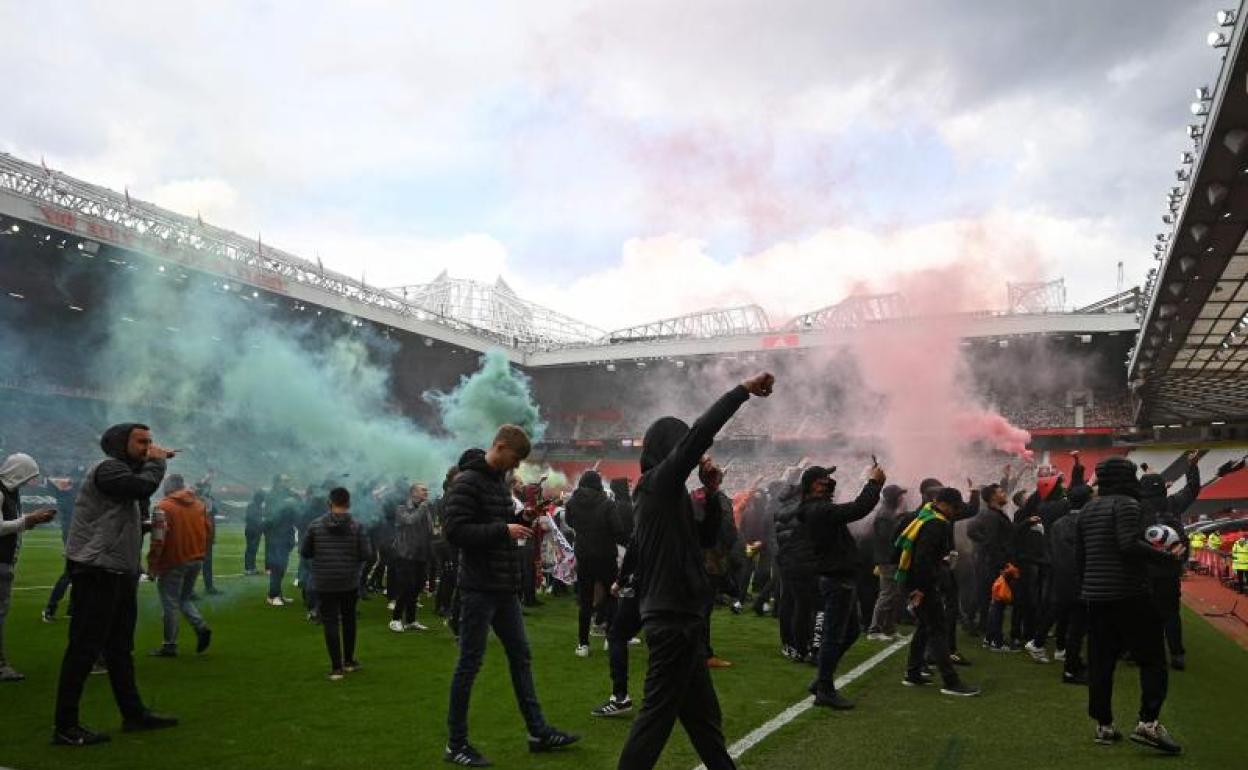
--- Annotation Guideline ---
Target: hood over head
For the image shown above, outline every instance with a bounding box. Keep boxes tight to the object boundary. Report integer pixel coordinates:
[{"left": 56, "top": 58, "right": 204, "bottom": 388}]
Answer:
[
  {"left": 0, "top": 453, "right": 40, "bottom": 491},
  {"left": 1095, "top": 456, "right": 1140, "bottom": 500},
  {"left": 609, "top": 478, "right": 631, "bottom": 499},
  {"left": 640, "top": 416, "right": 689, "bottom": 473},
  {"left": 1139, "top": 473, "right": 1167, "bottom": 501},
  {"left": 100, "top": 423, "right": 146, "bottom": 466},
  {"left": 1067, "top": 484, "right": 1094, "bottom": 510},
  {"left": 578, "top": 470, "right": 604, "bottom": 491}
]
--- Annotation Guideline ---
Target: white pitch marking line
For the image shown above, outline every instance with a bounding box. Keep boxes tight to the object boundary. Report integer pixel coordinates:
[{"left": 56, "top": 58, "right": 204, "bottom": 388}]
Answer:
[{"left": 693, "top": 636, "right": 911, "bottom": 770}]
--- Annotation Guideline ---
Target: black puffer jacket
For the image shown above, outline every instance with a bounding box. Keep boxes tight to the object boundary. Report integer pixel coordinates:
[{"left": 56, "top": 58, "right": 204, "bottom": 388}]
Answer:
[
  {"left": 1076, "top": 494, "right": 1174, "bottom": 602},
  {"left": 774, "top": 491, "right": 816, "bottom": 576},
  {"left": 610, "top": 478, "right": 635, "bottom": 540},
  {"left": 566, "top": 479, "right": 620, "bottom": 571},
  {"left": 444, "top": 450, "right": 524, "bottom": 593},
  {"left": 1049, "top": 509, "right": 1082, "bottom": 601},
  {"left": 300, "top": 512, "right": 373, "bottom": 593},
  {"left": 802, "top": 480, "right": 884, "bottom": 577}
]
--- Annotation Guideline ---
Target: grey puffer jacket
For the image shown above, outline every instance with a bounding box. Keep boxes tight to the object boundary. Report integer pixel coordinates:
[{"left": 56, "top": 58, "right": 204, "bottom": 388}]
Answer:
[{"left": 393, "top": 500, "right": 434, "bottom": 562}]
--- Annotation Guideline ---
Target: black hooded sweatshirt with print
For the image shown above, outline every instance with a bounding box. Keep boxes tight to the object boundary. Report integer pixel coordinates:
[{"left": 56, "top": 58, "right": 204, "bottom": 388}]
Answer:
[{"left": 632, "top": 385, "right": 751, "bottom": 621}]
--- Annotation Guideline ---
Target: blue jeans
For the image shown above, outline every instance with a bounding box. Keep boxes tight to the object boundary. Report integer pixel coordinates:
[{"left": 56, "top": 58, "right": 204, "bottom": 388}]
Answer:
[
  {"left": 815, "top": 576, "right": 860, "bottom": 693},
  {"left": 157, "top": 561, "right": 207, "bottom": 647},
  {"left": 447, "top": 589, "right": 547, "bottom": 746}
]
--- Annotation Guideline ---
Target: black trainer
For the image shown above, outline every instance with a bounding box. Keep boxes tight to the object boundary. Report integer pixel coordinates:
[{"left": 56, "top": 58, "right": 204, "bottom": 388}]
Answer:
[
  {"left": 948, "top": 652, "right": 972, "bottom": 667},
  {"left": 52, "top": 725, "right": 111, "bottom": 746},
  {"left": 122, "top": 711, "right": 179, "bottom": 732},
  {"left": 590, "top": 695, "right": 633, "bottom": 717},
  {"left": 813, "top": 690, "right": 855, "bottom": 709},
  {"left": 528, "top": 728, "right": 581, "bottom": 753},
  {"left": 901, "top": 673, "right": 930, "bottom": 687},
  {"left": 444, "top": 743, "right": 492, "bottom": 767},
  {"left": 1062, "top": 671, "right": 1088, "bottom": 685},
  {"left": 940, "top": 682, "right": 981, "bottom": 697},
  {"left": 148, "top": 646, "right": 177, "bottom": 658},
  {"left": 196, "top": 627, "right": 213, "bottom": 654}
]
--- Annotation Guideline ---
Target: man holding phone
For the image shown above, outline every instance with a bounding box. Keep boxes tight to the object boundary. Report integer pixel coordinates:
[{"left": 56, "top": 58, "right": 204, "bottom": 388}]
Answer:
[{"left": 1, "top": 453, "right": 58, "bottom": 682}]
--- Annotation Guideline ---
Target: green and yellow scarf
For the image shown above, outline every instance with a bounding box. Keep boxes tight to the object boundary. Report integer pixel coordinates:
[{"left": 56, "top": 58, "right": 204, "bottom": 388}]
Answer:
[{"left": 894, "top": 503, "right": 947, "bottom": 585}]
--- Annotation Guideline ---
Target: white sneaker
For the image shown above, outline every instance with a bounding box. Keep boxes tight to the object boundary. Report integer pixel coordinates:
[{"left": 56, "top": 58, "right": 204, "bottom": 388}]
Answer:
[
  {"left": 404, "top": 621, "right": 428, "bottom": 631},
  {"left": 1024, "top": 641, "right": 1050, "bottom": 663},
  {"left": 293, "top": 578, "right": 300, "bottom": 587},
  {"left": 388, "top": 620, "right": 405, "bottom": 633},
  {"left": 266, "top": 596, "right": 285, "bottom": 607},
  {"left": 1054, "top": 648, "right": 1067, "bottom": 661},
  {"left": 575, "top": 644, "right": 590, "bottom": 658},
  {"left": 628, "top": 637, "right": 642, "bottom": 646},
  {"left": 387, "top": 601, "right": 396, "bottom": 611},
  {"left": 761, "top": 601, "right": 773, "bottom": 614}
]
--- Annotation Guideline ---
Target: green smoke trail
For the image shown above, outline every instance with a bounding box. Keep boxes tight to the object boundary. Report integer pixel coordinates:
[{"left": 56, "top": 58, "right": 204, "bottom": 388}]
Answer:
[{"left": 426, "top": 349, "right": 546, "bottom": 448}]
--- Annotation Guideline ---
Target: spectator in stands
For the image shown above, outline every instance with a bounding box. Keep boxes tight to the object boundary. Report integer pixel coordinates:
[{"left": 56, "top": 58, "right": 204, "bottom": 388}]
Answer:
[
  {"left": 1049, "top": 482, "right": 1092, "bottom": 684},
  {"left": 1076, "top": 456, "right": 1181, "bottom": 754},
  {"left": 264, "top": 476, "right": 299, "bottom": 606},
  {"left": 567, "top": 470, "right": 622, "bottom": 657},
  {"left": 390, "top": 482, "right": 434, "bottom": 633},
  {"left": 799, "top": 464, "right": 885, "bottom": 708},
  {"left": 617, "top": 372, "right": 774, "bottom": 770},
  {"left": 41, "top": 471, "right": 78, "bottom": 623},
  {"left": 147, "top": 474, "right": 213, "bottom": 657},
  {"left": 302, "top": 487, "right": 372, "bottom": 680},
  {"left": 243, "top": 490, "right": 265, "bottom": 575},
  {"left": 445, "top": 428, "right": 579, "bottom": 767},
  {"left": 53, "top": 423, "right": 178, "bottom": 746},
  {"left": 1, "top": 453, "right": 58, "bottom": 681},
  {"left": 866, "top": 485, "right": 908, "bottom": 641},
  {"left": 897, "top": 487, "right": 979, "bottom": 697},
  {"left": 1138, "top": 451, "right": 1200, "bottom": 671}
]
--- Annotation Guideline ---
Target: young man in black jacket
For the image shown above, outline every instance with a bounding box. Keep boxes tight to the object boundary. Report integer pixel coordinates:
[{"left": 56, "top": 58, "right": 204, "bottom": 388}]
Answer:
[
  {"left": 301, "top": 488, "right": 372, "bottom": 679},
  {"left": 1138, "top": 450, "right": 1200, "bottom": 670},
  {"left": 1048, "top": 483, "right": 1091, "bottom": 684},
  {"left": 617, "top": 373, "right": 775, "bottom": 770},
  {"left": 567, "top": 470, "right": 621, "bottom": 655},
  {"left": 899, "top": 487, "right": 980, "bottom": 697},
  {"left": 799, "top": 464, "right": 885, "bottom": 708},
  {"left": 444, "top": 427, "right": 578, "bottom": 767},
  {"left": 1076, "top": 456, "right": 1182, "bottom": 754}
]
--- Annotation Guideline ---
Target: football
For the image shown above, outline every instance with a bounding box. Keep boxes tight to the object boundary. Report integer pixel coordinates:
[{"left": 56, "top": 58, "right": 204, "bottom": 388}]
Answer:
[{"left": 1145, "top": 524, "right": 1184, "bottom": 556}]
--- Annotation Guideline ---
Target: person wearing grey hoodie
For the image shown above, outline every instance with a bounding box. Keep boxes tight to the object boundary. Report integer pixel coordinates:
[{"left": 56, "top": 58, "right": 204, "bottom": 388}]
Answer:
[
  {"left": 390, "top": 482, "right": 434, "bottom": 631},
  {"left": 53, "top": 423, "right": 178, "bottom": 747},
  {"left": 1, "top": 453, "right": 58, "bottom": 681}
]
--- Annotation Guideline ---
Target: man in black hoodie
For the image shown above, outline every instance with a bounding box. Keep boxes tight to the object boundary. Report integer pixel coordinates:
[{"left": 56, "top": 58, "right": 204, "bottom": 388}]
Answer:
[
  {"left": 1048, "top": 482, "right": 1092, "bottom": 684},
  {"left": 1138, "top": 450, "right": 1200, "bottom": 670},
  {"left": 567, "top": 470, "right": 622, "bottom": 654},
  {"left": 799, "top": 464, "right": 885, "bottom": 709},
  {"left": 53, "top": 423, "right": 178, "bottom": 746},
  {"left": 444, "top": 427, "right": 578, "bottom": 767},
  {"left": 617, "top": 372, "right": 774, "bottom": 770},
  {"left": 1076, "top": 456, "right": 1182, "bottom": 753}
]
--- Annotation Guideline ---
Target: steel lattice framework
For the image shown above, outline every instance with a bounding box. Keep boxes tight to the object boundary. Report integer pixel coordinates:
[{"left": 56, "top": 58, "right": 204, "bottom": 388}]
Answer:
[
  {"left": 602, "top": 305, "right": 771, "bottom": 343},
  {"left": 390, "top": 272, "right": 604, "bottom": 347},
  {"left": 783, "top": 293, "right": 905, "bottom": 331},
  {"left": 1075, "top": 287, "right": 1142, "bottom": 315},
  {"left": 1008, "top": 279, "right": 1067, "bottom": 314}
]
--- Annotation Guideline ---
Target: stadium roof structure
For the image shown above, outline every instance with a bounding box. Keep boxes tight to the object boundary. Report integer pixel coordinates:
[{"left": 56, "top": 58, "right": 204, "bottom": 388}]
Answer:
[{"left": 1130, "top": 3, "right": 1248, "bottom": 424}]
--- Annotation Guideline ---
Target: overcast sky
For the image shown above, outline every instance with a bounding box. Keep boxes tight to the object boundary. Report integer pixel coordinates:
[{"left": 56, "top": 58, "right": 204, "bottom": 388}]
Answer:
[{"left": 1, "top": 1, "right": 1232, "bottom": 330}]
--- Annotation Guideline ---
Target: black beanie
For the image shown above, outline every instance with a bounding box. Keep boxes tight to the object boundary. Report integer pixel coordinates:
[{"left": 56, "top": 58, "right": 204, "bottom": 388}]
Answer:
[{"left": 1095, "top": 456, "right": 1140, "bottom": 499}]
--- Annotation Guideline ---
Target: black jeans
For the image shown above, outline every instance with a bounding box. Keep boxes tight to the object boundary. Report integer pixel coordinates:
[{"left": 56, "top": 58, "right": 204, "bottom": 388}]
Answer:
[
  {"left": 318, "top": 590, "right": 359, "bottom": 671},
  {"left": 243, "top": 526, "right": 261, "bottom": 572},
  {"left": 784, "top": 570, "right": 817, "bottom": 656},
  {"left": 750, "top": 554, "right": 776, "bottom": 613},
  {"left": 448, "top": 589, "right": 547, "bottom": 746},
  {"left": 1010, "top": 563, "right": 1042, "bottom": 642},
  {"left": 814, "top": 577, "right": 860, "bottom": 693},
  {"left": 578, "top": 562, "right": 618, "bottom": 646},
  {"left": 201, "top": 538, "right": 215, "bottom": 590},
  {"left": 54, "top": 564, "right": 147, "bottom": 729},
  {"left": 776, "top": 572, "right": 796, "bottom": 650},
  {"left": 1086, "top": 595, "right": 1168, "bottom": 725},
  {"left": 391, "top": 558, "right": 426, "bottom": 624},
  {"left": 609, "top": 595, "right": 644, "bottom": 699},
  {"left": 941, "top": 572, "right": 960, "bottom": 654},
  {"left": 268, "top": 556, "right": 289, "bottom": 598},
  {"left": 435, "top": 550, "right": 458, "bottom": 615},
  {"left": 971, "top": 559, "right": 997, "bottom": 635},
  {"left": 906, "top": 588, "right": 959, "bottom": 687},
  {"left": 1055, "top": 598, "right": 1088, "bottom": 677},
  {"left": 617, "top": 614, "right": 735, "bottom": 770},
  {"left": 1149, "top": 576, "right": 1184, "bottom": 658}
]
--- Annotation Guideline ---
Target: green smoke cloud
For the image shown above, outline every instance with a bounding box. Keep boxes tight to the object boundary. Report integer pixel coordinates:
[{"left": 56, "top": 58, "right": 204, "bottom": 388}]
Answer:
[{"left": 426, "top": 349, "right": 546, "bottom": 448}]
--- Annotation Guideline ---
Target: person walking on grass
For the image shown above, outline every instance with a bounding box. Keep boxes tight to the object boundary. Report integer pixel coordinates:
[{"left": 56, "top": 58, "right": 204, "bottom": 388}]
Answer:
[
  {"left": 1076, "top": 456, "right": 1183, "bottom": 754},
  {"left": 444, "top": 427, "right": 580, "bottom": 767},
  {"left": 301, "top": 487, "right": 372, "bottom": 681},
  {"left": 147, "top": 474, "right": 212, "bottom": 658},
  {"left": 616, "top": 372, "right": 775, "bottom": 770},
  {"left": 53, "top": 423, "right": 179, "bottom": 747},
  {"left": 2, "top": 453, "right": 58, "bottom": 681},
  {"left": 390, "top": 482, "right": 434, "bottom": 633}
]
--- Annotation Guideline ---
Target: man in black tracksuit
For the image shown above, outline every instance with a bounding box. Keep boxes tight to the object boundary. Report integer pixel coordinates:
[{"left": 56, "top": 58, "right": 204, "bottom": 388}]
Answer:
[
  {"left": 617, "top": 373, "right": 775, "bottom": 770},
  {"left": 567, "top": 470, "right": 622, "bottom": 651},
  {"left": 1138, "top": 450, "right": 1200, "bottom": 670},
  {"left": 444, "top": 428, "right": 578, "bottom": 767},
  {"left": 1076, "top": 456, "right": 1181, "bottom": 753},
  {"left": 1048, "top": 483, "right": 1091, "bottom": 684},
  {"left": 593, "top": 538, "right": 643, "bottom": 718},
  {"left": 773, "top": 484, "right": 816, "bottom": 660},
  {"left": 301, "top": 488, "right": 372, "bottom": 677},
  {"left": 799, "top": 464, "right": 885, "bottom": 708}
]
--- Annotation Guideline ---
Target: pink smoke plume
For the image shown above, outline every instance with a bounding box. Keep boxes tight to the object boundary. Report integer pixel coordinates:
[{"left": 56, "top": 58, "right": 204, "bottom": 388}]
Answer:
[{"left": 954, "top": 412, "right": 1035, "bottom": 462}]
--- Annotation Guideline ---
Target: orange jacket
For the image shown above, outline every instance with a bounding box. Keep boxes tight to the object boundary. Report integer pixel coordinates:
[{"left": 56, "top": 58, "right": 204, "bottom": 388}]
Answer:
[{"left": 148, "top": 489, "right": 212, "bottom": 575}]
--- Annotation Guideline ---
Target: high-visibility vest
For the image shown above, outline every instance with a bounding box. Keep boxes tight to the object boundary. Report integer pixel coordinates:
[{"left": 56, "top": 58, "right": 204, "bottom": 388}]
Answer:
[
  {"left": 1209, "top": 533, "right": 1223, "bottom": 551},
  {"left": 1191, "top": 532, "right": 1206, "bottom": 551},
  {"left": 1232, "top": 539, "right": 1248, "bottom": 571}
]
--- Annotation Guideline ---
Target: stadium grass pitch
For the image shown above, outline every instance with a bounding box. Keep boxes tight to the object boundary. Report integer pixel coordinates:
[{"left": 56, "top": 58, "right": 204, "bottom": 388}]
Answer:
[{"left": 2, "top": 528, "right": 1243, "bottom": 769}]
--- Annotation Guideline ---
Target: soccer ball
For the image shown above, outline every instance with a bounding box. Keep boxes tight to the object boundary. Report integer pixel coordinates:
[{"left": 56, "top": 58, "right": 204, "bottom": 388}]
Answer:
[{"left": 1145, "top": 524, "right": 1184, "bottom": 556}]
